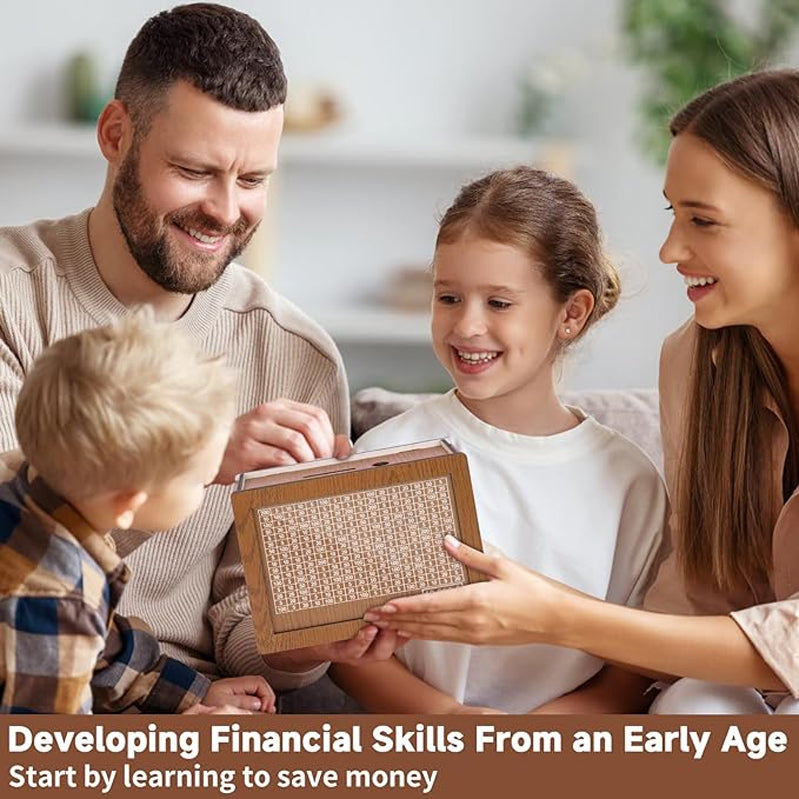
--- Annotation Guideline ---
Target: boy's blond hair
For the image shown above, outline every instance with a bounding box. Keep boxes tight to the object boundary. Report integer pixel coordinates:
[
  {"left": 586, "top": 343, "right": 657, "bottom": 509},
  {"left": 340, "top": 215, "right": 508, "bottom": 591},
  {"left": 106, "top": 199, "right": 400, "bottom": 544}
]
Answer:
[{"left": 15, "top": 309, "right": 237, "bottom": 500}]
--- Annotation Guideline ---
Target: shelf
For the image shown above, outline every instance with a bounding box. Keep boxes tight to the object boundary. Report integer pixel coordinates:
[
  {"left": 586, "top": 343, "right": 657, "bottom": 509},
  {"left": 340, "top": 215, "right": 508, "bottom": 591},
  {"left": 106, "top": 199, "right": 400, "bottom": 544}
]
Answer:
[
  {"left": 0, "top": 124, "right": 559, "bottom": 169},
  {"left": 0, "top": 124, "right": 100, "bottom": 159},
  {"left": 310, "top": 307, "right": 431, "bottom": 344},
  {"left": 279, "top": 131, "right": 552, "bottom": 168}
]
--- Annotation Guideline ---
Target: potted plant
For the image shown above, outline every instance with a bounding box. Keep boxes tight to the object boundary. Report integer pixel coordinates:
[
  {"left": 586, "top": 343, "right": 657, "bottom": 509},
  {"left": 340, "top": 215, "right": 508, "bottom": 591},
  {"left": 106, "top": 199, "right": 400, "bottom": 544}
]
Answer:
[{"left": 620, "top": 0, "right": 799, "bottom": 162}]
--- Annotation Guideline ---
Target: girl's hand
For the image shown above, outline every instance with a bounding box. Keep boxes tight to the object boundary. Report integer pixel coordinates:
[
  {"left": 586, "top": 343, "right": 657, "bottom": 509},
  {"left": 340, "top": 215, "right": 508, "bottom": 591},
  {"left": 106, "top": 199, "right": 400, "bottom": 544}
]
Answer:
[
  {"left": 364, "top": 536, "right": 577, "bottom": 646},
  {"left": 203, "top": 675, "right": 276, "bottom": 713},
  {"left": 264, "top": 627, "right": 406, "bottom": 673}
]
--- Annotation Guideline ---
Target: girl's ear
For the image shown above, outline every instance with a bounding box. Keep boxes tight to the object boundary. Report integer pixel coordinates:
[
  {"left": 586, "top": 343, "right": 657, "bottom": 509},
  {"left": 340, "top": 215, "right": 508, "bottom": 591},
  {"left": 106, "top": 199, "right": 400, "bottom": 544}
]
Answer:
[{"left": 559, "top": 289, "right": 595, "bottom": 341}]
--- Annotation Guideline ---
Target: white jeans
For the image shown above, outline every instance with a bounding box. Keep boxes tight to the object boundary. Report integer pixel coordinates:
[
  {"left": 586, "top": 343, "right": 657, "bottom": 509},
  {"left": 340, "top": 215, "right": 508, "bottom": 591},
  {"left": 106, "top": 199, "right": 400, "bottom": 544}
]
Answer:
[{"left": 649, "top": 678, "right": 799, "bottom": 715}]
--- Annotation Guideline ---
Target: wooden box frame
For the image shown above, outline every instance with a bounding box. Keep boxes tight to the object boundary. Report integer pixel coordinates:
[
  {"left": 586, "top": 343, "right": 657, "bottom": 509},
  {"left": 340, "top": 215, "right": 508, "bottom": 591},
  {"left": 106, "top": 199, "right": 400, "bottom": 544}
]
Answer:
[{"left": 232, "top": 441, "right": 483, "bottom": 653}]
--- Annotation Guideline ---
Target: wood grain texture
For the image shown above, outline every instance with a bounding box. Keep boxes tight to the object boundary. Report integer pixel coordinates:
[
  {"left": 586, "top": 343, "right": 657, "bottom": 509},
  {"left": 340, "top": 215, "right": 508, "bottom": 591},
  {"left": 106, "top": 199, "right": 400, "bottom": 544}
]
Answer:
[{"left": 232, "top": 445, "right": 484, "bottom": 653}]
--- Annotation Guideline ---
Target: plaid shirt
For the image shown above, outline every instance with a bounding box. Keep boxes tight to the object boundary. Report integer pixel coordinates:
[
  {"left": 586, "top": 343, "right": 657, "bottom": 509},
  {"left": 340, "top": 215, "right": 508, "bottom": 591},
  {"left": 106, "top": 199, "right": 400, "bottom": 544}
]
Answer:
[{"left": 0, "top": 453, "right": 210, "bottom": 713}]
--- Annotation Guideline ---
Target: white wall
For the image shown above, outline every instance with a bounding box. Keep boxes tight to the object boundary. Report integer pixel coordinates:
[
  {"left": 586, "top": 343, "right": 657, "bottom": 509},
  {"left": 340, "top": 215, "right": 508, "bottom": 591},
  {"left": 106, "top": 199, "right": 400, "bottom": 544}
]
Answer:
[{"left": 0, "top": 0, "right": 697, "bottom": 392}]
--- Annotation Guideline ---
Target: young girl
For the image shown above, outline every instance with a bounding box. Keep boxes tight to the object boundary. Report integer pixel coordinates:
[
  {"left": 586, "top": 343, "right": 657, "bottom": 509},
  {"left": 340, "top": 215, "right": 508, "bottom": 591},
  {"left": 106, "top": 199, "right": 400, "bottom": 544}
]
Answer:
[
  {"left": 364, "top": 70, "right": 799, "bottom": 716},
  {"left": 330, "top": 166, "right": 667, "bottom": 713}
]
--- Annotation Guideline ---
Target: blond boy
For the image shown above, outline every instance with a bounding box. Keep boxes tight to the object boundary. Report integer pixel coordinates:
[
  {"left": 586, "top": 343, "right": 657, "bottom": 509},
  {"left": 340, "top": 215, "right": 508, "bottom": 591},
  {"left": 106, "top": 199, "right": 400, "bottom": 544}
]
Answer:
[{"left": 0, "top": 312, "right": 274, "bottom": 713}]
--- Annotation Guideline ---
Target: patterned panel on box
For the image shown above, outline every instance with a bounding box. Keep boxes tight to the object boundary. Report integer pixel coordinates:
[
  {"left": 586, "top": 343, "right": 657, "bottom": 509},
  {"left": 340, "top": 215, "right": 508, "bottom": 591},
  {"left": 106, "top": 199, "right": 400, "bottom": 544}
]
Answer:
[{"left": 256, "top": 477, "right": 465, "bottom": 614}]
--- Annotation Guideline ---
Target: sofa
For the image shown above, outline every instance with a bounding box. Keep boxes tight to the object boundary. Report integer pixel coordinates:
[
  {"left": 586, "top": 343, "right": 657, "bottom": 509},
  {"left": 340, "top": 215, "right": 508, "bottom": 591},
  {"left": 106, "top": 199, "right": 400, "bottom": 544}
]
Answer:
[{"left": 278, "top": 384, "right": 662, "bottom": 713}]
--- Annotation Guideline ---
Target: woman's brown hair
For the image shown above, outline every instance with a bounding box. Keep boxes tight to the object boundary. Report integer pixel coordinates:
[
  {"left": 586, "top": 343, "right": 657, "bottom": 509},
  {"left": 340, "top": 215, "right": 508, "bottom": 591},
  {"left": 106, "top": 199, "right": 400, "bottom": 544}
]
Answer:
[
  {"left": 670, "top": 70, "right": 799, "bottom": 593},
  {"left": 436, "top": 166, "right": 620, "bottom": 339}
]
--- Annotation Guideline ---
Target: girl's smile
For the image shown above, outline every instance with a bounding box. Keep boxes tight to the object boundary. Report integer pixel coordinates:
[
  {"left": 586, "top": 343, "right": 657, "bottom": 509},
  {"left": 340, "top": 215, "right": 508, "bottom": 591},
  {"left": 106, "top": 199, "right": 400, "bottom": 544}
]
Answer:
[{"left": 451, "top": 345, "right": 503, "bottom": 374}]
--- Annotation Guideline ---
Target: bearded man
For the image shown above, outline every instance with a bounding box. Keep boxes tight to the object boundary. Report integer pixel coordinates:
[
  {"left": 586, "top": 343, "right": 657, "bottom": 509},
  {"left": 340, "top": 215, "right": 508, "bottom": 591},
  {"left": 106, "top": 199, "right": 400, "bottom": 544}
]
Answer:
[{"left": 0, "top": 3, "right": 398, "bottom": 705}]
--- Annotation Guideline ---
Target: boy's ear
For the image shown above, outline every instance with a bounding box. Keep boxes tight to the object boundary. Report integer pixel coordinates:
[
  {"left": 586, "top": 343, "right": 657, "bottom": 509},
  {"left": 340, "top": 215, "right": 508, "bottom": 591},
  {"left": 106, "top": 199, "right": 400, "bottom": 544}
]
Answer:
[{"left": 112, "top": 490, "right": 149, "bottom": 530}]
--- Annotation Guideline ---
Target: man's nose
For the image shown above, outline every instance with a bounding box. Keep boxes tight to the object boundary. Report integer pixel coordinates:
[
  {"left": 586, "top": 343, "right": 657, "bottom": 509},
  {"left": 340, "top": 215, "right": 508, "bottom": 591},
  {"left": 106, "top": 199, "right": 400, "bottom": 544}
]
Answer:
[{"left": 200, "top": 180, "right": 240, "bottom": 229}]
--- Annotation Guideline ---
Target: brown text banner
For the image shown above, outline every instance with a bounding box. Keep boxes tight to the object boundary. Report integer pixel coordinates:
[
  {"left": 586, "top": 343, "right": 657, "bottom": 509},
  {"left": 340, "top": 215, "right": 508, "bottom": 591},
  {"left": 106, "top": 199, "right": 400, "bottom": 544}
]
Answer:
[{"left": 0, "top": 715, "right": 793, "bottom": 798}]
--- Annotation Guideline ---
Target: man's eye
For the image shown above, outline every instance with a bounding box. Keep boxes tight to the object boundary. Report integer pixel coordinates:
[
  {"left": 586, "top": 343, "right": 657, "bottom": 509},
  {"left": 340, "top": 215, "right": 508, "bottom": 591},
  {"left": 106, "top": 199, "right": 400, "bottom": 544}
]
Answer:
[
  {"left": 239, "top": 176, "right": 265, "bottom": 188},
  {"left": 180, "top": 167, "right": 206, "bottom": 179}
]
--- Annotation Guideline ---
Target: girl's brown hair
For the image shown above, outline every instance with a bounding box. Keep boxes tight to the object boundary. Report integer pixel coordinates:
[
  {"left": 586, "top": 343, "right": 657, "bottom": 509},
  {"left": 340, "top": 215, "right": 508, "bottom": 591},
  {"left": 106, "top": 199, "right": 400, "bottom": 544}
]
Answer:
[
  {"left": 670, "top": 70, "right": 799, "bottom": 593},
  {"left": 436, "top": 166, "right": 620, "bottom": 338}
]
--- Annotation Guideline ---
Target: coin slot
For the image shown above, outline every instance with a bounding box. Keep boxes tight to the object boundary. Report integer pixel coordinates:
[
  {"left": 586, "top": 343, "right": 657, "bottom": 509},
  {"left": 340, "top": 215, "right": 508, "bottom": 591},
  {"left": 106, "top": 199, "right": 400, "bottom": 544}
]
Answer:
[{"left": 302, "top": 467, "right": 357, "bottom": 478}]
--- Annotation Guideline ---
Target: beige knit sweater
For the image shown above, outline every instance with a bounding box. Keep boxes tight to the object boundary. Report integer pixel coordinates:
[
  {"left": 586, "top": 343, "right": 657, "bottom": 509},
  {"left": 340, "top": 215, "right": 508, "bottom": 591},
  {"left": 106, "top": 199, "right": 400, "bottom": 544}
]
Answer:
[{"left": 0, "top": 210, "right": 349, "bottom": 689}]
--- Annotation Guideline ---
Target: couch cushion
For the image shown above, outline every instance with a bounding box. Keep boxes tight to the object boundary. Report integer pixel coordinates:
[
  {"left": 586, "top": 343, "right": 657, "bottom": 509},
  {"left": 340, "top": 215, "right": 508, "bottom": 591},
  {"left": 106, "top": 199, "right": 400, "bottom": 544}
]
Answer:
[{"left": 352, "top": 386, "right": 662, "bottom": 472}]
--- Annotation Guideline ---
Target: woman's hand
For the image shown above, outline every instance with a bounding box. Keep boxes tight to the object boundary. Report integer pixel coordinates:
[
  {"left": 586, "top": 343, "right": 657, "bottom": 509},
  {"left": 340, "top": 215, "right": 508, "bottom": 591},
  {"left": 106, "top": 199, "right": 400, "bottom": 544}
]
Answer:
[{"left": 364, "top": 536, "right": 577, "bottom": 646}]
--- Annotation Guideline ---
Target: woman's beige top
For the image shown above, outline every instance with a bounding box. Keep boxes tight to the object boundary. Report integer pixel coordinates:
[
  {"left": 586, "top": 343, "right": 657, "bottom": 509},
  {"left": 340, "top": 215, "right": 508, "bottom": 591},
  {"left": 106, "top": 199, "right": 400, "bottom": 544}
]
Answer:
[{"left": 644, "top": 319, "right": 799, "bottom": 697}]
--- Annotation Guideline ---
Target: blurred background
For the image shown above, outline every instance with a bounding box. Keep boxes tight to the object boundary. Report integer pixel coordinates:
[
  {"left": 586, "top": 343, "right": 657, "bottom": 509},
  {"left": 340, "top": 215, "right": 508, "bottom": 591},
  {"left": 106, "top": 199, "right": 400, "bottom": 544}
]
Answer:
[{"left": 1, "top": 0, "right": 797, "bottom": 392}]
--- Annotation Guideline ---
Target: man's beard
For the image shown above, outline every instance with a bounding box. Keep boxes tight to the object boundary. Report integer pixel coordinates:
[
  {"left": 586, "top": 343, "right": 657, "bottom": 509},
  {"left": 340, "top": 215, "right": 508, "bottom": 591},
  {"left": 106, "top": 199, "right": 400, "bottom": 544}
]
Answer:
[{"left": 112, "top": 145, "right": 257, "bottom": 294}]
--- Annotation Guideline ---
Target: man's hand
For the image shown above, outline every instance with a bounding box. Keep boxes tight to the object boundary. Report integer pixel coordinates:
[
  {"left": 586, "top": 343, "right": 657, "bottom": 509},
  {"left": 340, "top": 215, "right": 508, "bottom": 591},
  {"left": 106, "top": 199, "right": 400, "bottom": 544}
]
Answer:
[
  {"left": 214, "top": 399, "right": 351, "bottom": 484},
  {"left": 202, "top": 675, "right": 276, "bottom": 713},
  {"left": 263, "top": 626, "right": 405, "bottom": 673}
]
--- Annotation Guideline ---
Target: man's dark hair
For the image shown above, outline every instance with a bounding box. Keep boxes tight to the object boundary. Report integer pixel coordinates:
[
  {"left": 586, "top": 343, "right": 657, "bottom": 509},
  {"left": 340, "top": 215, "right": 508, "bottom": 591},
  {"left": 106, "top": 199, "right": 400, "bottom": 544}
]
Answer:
[{"left": 116, "top": 3, "right": 287, "bottom": 129}]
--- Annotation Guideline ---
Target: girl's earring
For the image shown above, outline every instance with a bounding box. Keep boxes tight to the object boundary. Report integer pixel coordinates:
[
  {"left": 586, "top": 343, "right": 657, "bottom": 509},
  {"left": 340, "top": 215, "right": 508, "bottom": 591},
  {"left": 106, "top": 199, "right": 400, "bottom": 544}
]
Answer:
[{"left": 564, "top": 327, "right": 572, "bottom": 335}]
